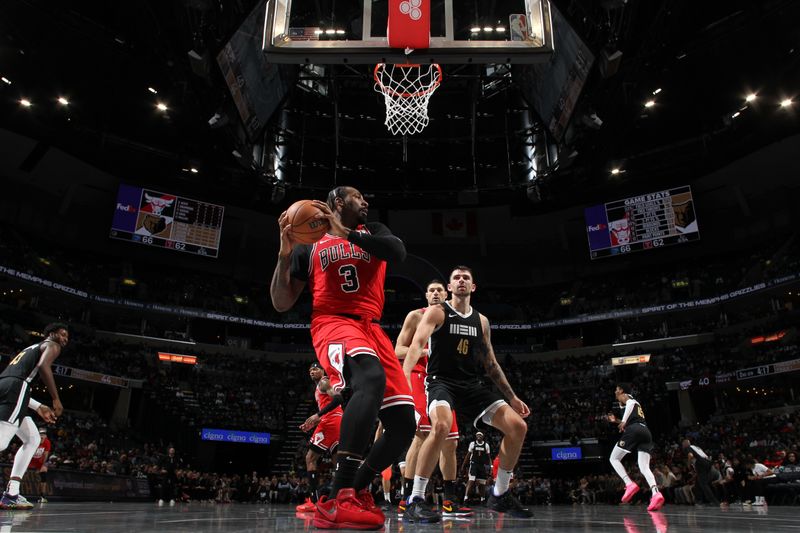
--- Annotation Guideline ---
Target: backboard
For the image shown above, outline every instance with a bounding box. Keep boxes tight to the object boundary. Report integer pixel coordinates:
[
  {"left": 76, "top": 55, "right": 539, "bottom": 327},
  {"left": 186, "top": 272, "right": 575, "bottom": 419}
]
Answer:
[{"left": 263, "top": 0, "right": 553, "bottom": 65}]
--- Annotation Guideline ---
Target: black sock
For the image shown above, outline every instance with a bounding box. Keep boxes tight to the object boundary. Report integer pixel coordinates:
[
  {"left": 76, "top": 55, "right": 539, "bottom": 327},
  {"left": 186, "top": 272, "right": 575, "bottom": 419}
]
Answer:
[
  {"left": 330, "top": 453, "right": 363, "bottom": 496},
  {"left": 353, "top": 405, "right": 415, "bottom": 492},
  {"left": 308, "top": 471, "right": 318, "bottom": 502},
  {"left": 404, "top": 478, "right": 414, "bottom": 500},
  {"left": 444, "top": 480, "right": 457, "bottom": 502}
]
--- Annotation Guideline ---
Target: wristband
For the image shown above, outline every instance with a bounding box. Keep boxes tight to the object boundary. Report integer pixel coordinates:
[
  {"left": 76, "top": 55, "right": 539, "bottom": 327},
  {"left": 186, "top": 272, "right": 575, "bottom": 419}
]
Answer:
[{"left": 29, "top": 398, "right": 42, "bottom": 410}]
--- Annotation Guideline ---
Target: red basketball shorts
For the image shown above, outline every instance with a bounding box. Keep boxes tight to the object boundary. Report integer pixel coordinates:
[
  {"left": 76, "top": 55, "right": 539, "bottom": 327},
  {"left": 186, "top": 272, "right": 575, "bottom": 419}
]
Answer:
[
  {"left": 311, "top": 315, "right": 413, "bottom": 410},
  {"left": 411, "top": 370, "right": 458, "bottom": 440},
  {"left": 309, "top": 413, "right": 342, "bottom": 453}
]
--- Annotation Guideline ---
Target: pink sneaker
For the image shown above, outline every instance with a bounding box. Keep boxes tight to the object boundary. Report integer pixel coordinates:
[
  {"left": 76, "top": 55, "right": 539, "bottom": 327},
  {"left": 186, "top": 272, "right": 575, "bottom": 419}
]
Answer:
[
  {"left": 647, "top": 491, "right": 665, "bottom": 511},
  {"left": 621, "top": 483, "right": 640, "bottom": 503}
]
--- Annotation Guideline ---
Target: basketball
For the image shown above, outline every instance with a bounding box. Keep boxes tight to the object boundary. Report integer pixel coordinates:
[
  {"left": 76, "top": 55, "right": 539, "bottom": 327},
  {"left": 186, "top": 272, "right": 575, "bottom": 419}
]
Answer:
[{"left": 286, "top": 200, "right": 330, "bottom": 244}]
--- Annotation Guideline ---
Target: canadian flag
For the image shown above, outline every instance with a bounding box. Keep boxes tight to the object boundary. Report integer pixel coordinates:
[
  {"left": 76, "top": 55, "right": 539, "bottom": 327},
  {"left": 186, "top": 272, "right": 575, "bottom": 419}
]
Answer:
[{"left": 432, "top": 211, "right": 477, "bottom": 239}]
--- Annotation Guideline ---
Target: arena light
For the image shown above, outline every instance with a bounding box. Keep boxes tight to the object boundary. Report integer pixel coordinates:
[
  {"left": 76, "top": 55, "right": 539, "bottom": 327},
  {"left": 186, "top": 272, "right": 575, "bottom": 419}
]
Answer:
[
  {"left": 57, "top": 96, "right": 69, "bottom": 106},
  {"left": 471, "top": 27, "right": 481, "bottom": 33},
  {"left": 189, "top": 167, "right": 199, "bottom": 174},
  {"left": 731, "top": 111, "right": 741, "bottom": 118},
  {"left": 495, "top": 26, "right": 505, "bottom": 32},
  {"left": 325, "top": 29, "right": 336, "bottom": 35},
  {"left": 780, "top": 98, "right": 793, "bottom": 108},
  {"left": 652, "top": 88, "right": 662, "bottom": 95},
  {"left": 314, "top": 29, "right": 323, "bottom": 35},
  {"left": 644, "top": 100, "right": 656, "bottom": 108},
  {"left": 745, "top": 93, "right": 757, "bottom": 102},
  {"left": 1, "top": 77, "right": 10, "bottom": 85},
  {"left": 156, "top": 102, "right": 168, "bottom": 112},
  {"left": 147, "top": 87, "right": 158, "bottom": 94},
  {"left": 336, "top": 29, "right": 345, "bottom": 35},
  {"left": 483, "top": 26, "right": 493, "bottom": 32},
  {"left": 611, "top": 168, "right": 622, "bottom": 175},
  {"left": 19, "top": 98, "right": 32, "bottom": 107},
  {"left": 121, "top": 278, "right": 137, "bottom": 286}
]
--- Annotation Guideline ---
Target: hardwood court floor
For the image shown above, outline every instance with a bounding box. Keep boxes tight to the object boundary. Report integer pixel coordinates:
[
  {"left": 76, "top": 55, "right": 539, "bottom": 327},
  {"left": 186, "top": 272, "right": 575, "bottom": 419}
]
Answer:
[{"left": 0, "top": 501, "right": 797, "bottom": 532}]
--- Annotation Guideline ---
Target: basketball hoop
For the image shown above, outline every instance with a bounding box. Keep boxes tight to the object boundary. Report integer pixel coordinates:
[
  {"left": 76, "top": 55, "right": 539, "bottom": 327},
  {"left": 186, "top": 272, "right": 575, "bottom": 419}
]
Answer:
[{"left": 374, "top": 63, "right": 442, "bottom": 136}]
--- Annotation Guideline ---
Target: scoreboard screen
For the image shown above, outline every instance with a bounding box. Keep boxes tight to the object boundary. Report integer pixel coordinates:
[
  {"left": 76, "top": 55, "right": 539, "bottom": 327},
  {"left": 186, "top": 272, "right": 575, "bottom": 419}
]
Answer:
[
  {"left": 110, "top": 185, "right": 224, "bottom": 258},
  {"left": 585, "top": 185, "right": 699, "bottom": 260}
]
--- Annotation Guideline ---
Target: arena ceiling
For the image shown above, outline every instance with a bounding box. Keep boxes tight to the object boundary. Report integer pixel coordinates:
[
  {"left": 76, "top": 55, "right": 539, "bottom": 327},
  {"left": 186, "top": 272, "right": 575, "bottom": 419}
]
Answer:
[{"left": 0, "top": 0, "right": 798, "bottom": 214}]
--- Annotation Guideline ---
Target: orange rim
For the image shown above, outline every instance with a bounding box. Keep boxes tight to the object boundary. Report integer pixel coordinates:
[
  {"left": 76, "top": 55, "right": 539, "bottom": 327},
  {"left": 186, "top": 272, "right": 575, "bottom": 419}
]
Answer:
[{"left": 374, "top": 63, "right": 442, "bottom": 99}]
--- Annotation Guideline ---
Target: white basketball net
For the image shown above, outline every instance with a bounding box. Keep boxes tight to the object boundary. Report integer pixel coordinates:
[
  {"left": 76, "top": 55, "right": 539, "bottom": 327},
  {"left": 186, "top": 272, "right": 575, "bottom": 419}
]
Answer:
[{"left": 374, "top": 63, "right": 442, "bottom": 136}]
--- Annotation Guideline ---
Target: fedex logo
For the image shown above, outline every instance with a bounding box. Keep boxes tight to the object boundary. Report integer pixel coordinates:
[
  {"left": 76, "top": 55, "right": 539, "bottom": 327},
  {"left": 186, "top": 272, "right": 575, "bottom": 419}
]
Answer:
[
  {"left": 116, "top": 203, "right": 136, "bottom": 213},
  {"left": 587, "top": 223, "right": 607, "bottom": 232}
]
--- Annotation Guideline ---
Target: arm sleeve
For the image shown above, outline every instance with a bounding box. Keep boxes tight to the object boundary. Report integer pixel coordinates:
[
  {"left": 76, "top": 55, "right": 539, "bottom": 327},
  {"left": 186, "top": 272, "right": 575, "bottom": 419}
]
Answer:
[
  {"left": 316, "top": 394, "right": 343, "bottom": 417},
  {"left": 621, "top": 399, "right": 637, "bottom": 423},
  {"left": 486, "top": 443, "right": 491, "bottom": 456},
  {"left": 347, "top": 222, "right": 407, "bottom": 262},
  {"left": 28, "top": 398, "right": 42, "bottom": 410},
  {"left": 690, "top": 445, "right": 709, "bottom": 460},
  {"left": 290, "top": 245, "right": 312, "bottom": 281},
  {"left": 468, "top": 442, "right": 475, "bottom": 453}
]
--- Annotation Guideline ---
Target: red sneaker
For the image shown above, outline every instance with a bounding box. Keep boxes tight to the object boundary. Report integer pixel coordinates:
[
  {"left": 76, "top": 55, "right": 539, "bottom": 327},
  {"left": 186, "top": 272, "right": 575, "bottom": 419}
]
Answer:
[
  {"left": 621, "top": 483, "right": 640, "bottom": 503},
  {"left": 313, "top": 488, "right": 384, "bottom": 530},
  {"left": 296, "top": 497, "right": 316, "bottom": 512},
  {"left": 647, "top": 491, "right": 665, "bottom": 512},
  {"left": 357, "top": 489, "right": 385, "bottom": 522}
]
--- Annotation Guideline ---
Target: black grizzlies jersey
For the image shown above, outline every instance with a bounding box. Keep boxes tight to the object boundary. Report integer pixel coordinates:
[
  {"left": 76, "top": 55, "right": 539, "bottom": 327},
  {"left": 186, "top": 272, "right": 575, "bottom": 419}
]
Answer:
[
  {"left": 618, "top": 398, "right": 646, "bottom": 426},
  {"left": 1, "top": 341, "right": 48, "bottom": 382},
  {"left": 470, "top": 441, "right": 491, "bottom": 465},
  {"left": 427, "top": 302, "right": 483, "bottom": 381}
]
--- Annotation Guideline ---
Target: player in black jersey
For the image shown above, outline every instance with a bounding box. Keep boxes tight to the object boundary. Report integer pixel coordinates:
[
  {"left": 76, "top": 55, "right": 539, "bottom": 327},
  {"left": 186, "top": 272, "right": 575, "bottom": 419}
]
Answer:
[
  {"left": 461, "top": 431, "right": 491, "bottom": 503},
  {"left": 607, "top": 383, "right": 664, "bottom": 511},
  {"left": 0, "top": 323, "right": 65, "bottom": 509},
  {"left": 402, "top": 266, "right": 533, "bottom": 522}
]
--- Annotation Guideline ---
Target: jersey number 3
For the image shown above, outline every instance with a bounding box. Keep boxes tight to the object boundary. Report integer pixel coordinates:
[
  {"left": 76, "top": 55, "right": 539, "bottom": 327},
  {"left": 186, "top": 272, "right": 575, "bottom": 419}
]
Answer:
[{"left": 338, "top": 265, "right": 360, "bottom": 293}]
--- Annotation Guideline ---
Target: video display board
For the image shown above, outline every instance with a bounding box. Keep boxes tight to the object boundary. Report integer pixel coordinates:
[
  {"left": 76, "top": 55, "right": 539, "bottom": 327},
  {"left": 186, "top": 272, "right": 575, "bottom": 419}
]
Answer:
[
  {"left": 110, "top": 185, "right": 224, "bottom": 258},
  {"left": 585, "top": 185, "right": 699, "bottom": 259}
]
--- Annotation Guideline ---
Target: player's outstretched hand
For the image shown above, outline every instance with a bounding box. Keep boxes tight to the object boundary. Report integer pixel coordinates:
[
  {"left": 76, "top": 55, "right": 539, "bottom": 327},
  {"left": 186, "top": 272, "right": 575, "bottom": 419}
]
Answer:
[
  {"left": 36, "top": 404, "right": 56, "bottom": 424},
  {"left": 300, "top": 413, "right": 321, "bottom": 432},
  {"left": 509, "top": 396, "right": 531, "bottom": 418}
]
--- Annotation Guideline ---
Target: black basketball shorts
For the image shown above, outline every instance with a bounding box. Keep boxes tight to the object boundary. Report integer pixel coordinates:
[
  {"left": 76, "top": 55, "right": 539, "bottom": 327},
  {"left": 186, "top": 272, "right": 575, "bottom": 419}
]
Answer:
[
  {"left": 617, "top": 423, "right": 653, "bottom": 454},
  {"left": 425, "top": 376, "right": 506, "bottom": 428},
  {"left": 0, "top": 378, "right": 31, "bottom": 425}
]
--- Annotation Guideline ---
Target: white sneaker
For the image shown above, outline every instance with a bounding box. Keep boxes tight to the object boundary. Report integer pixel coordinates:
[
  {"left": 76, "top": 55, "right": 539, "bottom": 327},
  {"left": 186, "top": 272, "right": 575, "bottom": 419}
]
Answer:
[
  {"left": 169, "top": 499, "right": 176, "bottom": 506},
  {"left": 158, "top": 499, "right": 164, "bottom": 506}
]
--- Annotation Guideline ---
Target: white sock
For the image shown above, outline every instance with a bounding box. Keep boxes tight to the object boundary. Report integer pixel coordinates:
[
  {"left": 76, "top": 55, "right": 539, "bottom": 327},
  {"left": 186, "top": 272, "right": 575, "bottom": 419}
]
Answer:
[
  {"left": 384, "top": 491, "right": 391, "bottom": 503},
  {"left": 6, "top": 480, "right": 19, "bottom": 497},
  {"left": 493, "top": 469, "right": 513, "bottom": 496},
  {"left": 411, "top": 475, "right": 429, "bottom": 502}
]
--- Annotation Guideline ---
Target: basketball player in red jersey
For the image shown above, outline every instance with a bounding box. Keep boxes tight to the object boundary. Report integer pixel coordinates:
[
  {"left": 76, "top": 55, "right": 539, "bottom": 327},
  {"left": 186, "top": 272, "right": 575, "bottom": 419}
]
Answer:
[
  {"left": 395, "top": 280, "right": 470, "bottom": 517},
  {"left": 271, "top": 186, "right": 415, "bottom": 530},
  {"left": 296, "top": 363, "right": 343, "bottom": 513}
]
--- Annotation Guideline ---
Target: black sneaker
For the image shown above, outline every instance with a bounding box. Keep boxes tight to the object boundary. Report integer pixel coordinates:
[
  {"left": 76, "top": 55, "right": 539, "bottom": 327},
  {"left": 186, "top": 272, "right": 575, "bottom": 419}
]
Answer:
[
  {"left": 403, "top": 499, "right": 441, "bottom": 523},
  {"left": 442, "top": 500, "right": 474, "bottom": 518},
  {"left": 487, "top": 491, "right": 533, "bottom": 518}
]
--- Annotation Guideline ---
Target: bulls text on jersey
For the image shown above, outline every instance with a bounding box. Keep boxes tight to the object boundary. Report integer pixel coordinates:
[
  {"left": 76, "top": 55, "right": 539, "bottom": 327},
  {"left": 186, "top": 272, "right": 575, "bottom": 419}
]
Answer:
[{"left": 319, "top": 242, "right": 370, "bottom": 271}]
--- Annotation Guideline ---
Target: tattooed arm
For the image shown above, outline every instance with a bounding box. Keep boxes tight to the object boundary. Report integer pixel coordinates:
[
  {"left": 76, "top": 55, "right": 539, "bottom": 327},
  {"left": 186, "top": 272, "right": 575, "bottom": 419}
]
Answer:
[{"left": 476, "top": 314, "right": 531, "bottom": 418}]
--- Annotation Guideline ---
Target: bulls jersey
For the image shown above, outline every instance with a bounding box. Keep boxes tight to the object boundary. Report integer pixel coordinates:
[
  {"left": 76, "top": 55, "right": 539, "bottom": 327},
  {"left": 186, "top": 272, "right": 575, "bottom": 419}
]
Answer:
[
  {"left": 1, "top": 341, "right": 50, "bottom": 382},
  {"left": 291, "top": 224, "right": 387, "bottom": 321},
  {"left": 427, "top": 302, "right": 483, "bottom": 381},
  {"left": 28, "top": 438, "right": 51, "bottom": 470},
  {"left": 469, "top": 440, "right": 491, "bottom": 465},
  {"left": 315, "top": 382, "right": 343, "bottom": 418}
]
